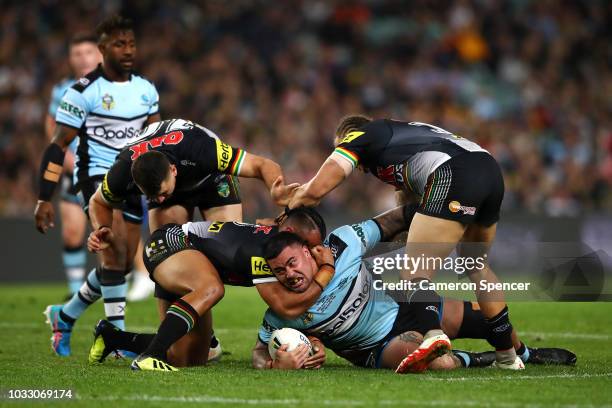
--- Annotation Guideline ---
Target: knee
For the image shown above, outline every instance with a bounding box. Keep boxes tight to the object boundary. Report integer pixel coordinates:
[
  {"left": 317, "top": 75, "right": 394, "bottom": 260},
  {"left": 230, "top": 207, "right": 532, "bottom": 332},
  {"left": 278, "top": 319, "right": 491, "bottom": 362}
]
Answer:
[{"left": 428, "top": 354, "right": 457, "bottom": 370}]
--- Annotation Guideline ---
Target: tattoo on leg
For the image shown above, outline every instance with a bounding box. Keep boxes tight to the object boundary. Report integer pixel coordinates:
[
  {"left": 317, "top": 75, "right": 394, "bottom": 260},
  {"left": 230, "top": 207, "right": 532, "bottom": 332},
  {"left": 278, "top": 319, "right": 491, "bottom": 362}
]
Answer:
[{"left": 398, "top": 331, "right": 423, "bottom": 345}]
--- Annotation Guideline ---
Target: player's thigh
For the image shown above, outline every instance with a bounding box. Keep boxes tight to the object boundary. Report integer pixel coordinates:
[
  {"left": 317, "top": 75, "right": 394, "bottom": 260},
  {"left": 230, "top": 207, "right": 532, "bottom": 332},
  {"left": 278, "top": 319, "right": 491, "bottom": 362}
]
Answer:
[
  {"left": 405, "top": 213, "right": 466, "bottom": 278},
  {"left": 440, "top": 298, "right": 464, "bottom": 339},
  {"left": 152, "top": 249, "right": 225, "bottom": 309},
  {"left": 378, "top": 331, "right": 423, "bottom": 369},
  {"left": 148, "top": 205, "right": 192, "bottom": 232},
  {"left": 124, "top": 221, "right": 142, "bottom": 268},
  {"left": 201, "top": 203, "right": 242, "bottom": 222},
  {"left": 59, "top": 201, "right": 87, "bottom": 245}
]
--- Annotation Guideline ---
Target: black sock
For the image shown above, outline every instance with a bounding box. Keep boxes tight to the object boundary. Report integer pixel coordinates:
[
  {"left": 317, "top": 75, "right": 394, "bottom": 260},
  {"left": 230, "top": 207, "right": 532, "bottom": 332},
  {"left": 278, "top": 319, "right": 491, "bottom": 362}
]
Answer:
[
  {"left": 59, "top": 310, "right": 75, "bottom": 326},
  {"left": 407, "top": 280, "right": 442, "bottom": 334},
  {"left": 485, "top": 305, "right": 514, "bottom": 351},
  {"left": 143, "top": 298, "right": 199, "bottom": 360},
  {"left": 210, "top": 332, "right": 219, "bottom": 348},
  {"left": 102, "top": 325, "right": 154, "bottom": 354}
]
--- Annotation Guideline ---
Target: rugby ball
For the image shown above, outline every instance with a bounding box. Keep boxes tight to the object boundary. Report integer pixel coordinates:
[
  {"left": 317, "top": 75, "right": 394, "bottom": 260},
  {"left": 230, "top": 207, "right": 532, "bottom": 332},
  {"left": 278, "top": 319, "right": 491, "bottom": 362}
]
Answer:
[{"left": 268, "top": 328, "right": 313, "bottom": 359}]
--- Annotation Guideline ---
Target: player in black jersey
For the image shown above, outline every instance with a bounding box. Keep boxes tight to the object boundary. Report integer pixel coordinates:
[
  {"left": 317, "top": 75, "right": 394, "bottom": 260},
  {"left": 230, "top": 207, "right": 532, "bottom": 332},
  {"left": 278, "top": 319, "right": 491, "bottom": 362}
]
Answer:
[
  {"left": 88, "top": 207, "right": 339, "bottom": 371},
  {"left": 286, "top": 115, "right": 523, "bottom": 371}
]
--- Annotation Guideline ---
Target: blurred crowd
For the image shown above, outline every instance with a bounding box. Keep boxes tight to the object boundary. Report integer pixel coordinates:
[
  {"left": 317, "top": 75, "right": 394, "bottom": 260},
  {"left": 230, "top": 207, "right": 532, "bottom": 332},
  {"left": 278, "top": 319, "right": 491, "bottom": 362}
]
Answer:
[{"left": 0, "top": 0, "right": 610, "bottom": 220}]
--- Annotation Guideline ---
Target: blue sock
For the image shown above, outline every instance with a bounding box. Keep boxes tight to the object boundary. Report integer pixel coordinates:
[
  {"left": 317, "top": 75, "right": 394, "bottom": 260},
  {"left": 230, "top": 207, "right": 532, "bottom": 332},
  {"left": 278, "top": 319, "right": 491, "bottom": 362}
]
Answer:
[
  {"left": 100, "top": 268, "right": 127, "bottom": 330},
  {"left": 454, "top": 351, "right": 471, "bottom": 367},
  {"left": 62, "top": 268, "right": 101, "bottom": 322},
  {"left": 63, "top": 246, "right": 86, "bottom": 295},
  {"left": 517, "top": 342, "right": 530, "bottom": 363}
]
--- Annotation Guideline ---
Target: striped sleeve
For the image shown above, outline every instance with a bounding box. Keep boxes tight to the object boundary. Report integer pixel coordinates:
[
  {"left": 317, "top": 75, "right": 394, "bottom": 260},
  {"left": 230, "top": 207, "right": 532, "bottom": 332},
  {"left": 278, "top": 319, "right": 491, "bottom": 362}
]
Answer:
[{"left": 332, "top": 146, "right": 360, "bottom": 169}]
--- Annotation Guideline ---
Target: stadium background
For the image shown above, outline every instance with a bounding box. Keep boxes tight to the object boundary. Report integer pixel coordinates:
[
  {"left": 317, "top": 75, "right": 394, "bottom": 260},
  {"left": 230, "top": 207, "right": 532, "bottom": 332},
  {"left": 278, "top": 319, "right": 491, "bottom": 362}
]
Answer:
[
  {"left": 0, "top": 2, "right": 611, "bottom": 406},
  {"left": 0, "top": 0, "right": 610, "bottom": 281}
]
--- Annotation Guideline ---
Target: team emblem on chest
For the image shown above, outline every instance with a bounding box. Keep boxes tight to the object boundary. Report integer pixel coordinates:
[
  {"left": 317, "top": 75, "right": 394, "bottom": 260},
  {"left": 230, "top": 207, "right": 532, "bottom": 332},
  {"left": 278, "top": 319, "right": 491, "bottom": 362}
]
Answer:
[{"left": 101, "top": 93, "right": 115, "bottom": 110}]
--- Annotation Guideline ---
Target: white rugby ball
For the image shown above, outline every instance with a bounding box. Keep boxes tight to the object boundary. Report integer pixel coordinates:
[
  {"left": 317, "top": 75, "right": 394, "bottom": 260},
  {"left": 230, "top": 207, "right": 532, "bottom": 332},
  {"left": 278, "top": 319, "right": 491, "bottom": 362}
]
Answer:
[{"left": 268, "top": 328, "right": 313, "bottom": 359}]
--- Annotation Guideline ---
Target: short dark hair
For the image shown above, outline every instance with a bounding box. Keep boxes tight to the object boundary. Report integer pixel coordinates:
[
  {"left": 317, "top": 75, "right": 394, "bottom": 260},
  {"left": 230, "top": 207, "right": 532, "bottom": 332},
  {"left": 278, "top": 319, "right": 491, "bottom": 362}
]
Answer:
[
  {"left": 263, "top": 232, "right": 307, "bottom": 261},
  {"left": 69, "top": 32, "right": 98, "bottom": 47},
  {"left": 335, "top": 114, "right": 372, "bottom": 140},
  {"left": 131, "top": 151, "right": 171, "bottom": 197},
  {"left": 284, "top": 207, "right": 326, "bottom": 239},
  {"left": 96, "top": 15, "right": 134, "bottom": 42}
]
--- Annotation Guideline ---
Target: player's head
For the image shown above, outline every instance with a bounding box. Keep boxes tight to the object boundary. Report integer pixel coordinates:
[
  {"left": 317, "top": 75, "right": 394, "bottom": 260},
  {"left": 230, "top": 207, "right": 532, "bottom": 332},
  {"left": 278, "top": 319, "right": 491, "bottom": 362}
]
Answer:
[
  {"left": 131, "top": 151, "right": 177, "bottom": 203},
  {"left": 68, "top": 33, "right": 101, "bottom": 78},
  {"left": 263, "top": 232, "right": 318, "bottom": 293},
  {"left": 96, "top": 15, "right": 135, "bottom": 74},
  {"left": 278, "top": 207, "right": 326, "bottom": 247},
  {"left": 334, "top": 114, "right": 372, "bottom": 146}
]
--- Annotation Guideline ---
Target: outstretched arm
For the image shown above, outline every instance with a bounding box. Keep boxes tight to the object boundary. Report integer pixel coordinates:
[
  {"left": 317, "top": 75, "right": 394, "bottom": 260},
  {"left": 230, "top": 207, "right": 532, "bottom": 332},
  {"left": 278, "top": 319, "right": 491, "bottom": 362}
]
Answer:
[
  {"left": 288, "top": 157, "right": 346, "bottom": 209},
  {"left": 238, "top": 153, "right": 299, "bottom": 206},
  {"left": 256, "top": 282, "right": 321, "bottom": 320}
]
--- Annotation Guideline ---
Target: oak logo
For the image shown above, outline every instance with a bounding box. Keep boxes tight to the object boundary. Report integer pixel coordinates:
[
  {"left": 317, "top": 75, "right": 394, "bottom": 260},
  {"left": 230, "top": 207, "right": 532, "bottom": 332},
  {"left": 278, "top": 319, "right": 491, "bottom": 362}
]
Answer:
[{"left": 129, "top": 131, "right": 184, "bottom": 160}]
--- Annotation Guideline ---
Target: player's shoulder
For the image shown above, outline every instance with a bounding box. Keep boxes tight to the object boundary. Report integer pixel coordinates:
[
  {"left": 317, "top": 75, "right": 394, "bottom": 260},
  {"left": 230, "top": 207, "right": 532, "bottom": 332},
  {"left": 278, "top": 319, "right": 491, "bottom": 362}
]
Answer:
[
  {"left": 129, "top": 71, "right": 158, "bottom": 90},
  {"left": 70, "top": 66, "right": 104, "bottom": 93}
]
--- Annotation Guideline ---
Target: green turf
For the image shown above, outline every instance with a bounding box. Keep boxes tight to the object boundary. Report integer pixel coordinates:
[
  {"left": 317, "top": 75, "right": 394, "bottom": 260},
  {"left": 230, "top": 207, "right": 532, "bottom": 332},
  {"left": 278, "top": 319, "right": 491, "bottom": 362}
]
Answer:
[{"left": 0, "top": 284, "right": 610, "bottom": 407}]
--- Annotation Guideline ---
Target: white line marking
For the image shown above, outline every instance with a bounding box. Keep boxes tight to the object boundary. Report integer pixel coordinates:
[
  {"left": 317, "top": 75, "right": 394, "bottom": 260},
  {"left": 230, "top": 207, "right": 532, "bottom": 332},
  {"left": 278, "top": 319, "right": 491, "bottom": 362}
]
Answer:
[
  {"left": 521, "top": 331, "right": 612, "bottom": 341},
  {"left": 424, "top": 372, "right": 612, "bottom": 382},
  {"left": 81, "top": 394, "right": 612, "bottom": 408}
]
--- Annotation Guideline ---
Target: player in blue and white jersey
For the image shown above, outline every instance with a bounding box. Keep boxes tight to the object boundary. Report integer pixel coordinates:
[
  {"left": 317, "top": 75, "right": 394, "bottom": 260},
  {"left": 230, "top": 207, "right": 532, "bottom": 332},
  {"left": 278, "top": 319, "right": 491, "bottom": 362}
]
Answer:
[
  {"left": 45, "top": 33, "right": 102, "bottom": 296},
  {"left": 35, "top": 15, "right": 160, "bottom": 357},
  {"left": 253, "top": 217, "right": 576, "bottom": 371}
]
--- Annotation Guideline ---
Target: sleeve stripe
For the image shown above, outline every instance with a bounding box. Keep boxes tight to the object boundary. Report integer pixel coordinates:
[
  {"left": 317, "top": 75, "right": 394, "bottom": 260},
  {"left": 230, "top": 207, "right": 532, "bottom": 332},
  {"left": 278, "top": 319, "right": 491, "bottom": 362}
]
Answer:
[
  {"left": 333, "top": 147, "right": 359, "bottom": 168},
  {"left": 230, "top": 149, "right": 246, "bottom": 176}
]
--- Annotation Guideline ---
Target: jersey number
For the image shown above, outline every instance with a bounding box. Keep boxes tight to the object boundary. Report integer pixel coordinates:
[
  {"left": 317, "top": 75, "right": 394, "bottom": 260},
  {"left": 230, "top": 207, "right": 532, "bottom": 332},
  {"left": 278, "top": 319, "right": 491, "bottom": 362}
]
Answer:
[{"left": 129, "top": 131, "right": 184, "bottom": 160}]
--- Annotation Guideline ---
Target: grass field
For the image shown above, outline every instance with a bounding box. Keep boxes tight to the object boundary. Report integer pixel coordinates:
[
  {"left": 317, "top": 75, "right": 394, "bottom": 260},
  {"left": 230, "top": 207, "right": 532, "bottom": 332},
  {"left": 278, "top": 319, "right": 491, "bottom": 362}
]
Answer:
[{"left": 0, "top": 284, "right": 611, "bottom": 407}]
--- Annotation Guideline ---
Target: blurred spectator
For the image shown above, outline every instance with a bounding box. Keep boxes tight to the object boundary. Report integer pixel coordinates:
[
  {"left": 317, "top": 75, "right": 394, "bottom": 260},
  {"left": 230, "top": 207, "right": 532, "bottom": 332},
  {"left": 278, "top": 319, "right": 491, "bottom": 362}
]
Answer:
[{"left": 0, "top": 0, "right": 609, "bottom": 220}]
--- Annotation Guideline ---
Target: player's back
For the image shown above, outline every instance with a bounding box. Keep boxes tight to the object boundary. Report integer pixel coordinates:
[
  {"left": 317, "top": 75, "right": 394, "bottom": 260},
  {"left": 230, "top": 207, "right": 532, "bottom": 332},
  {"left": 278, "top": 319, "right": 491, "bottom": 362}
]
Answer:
[{"left": 182, "top": 221, "right": 278, "bottom": 286}]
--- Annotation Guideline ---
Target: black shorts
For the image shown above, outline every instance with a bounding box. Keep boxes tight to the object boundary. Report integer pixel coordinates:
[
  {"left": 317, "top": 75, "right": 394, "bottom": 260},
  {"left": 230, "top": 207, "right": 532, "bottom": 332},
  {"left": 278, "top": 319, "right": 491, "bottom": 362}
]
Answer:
[
  {"left": 418, "top": 152, "right": 504, "bottom": 226},
  {"left": 338, "top": 300, "right": 443, "bottom": 369},
  {"left": 60, "top": 174, "right": 82, "bottom": 205},
  {"left": 77, "top": 176, "right": 144, "bottom": 224},
  {"left": 148, "top": 174, "right": 241, "bottom": 211}
]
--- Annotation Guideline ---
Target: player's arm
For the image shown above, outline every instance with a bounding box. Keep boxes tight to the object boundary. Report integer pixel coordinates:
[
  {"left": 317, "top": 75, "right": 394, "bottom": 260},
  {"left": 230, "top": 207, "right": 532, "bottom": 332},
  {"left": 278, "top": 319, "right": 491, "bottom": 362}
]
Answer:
[
  {"left": 372, "top": 204, "right": 418, "bottom": 241},
  {"left": 236, "top": 153, "right": 299, "bottom": 206},
  {"left": 34, "top": 124, "right": 80, "bottom": 233},
  {"left": 252, "top": 339, "right": 310, "bottom": 370},
  {"left": 288, "top": 157, "right": 346, "bottom": 209},
  {"left": 145, "top": 112, "right": 161, "bottom": 126}
]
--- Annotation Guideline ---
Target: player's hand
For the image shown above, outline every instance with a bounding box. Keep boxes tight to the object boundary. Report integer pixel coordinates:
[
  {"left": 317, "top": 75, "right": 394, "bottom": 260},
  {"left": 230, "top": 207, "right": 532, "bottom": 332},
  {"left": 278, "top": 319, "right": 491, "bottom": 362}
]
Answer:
[
  {"left": 34, "top": 200, "right": 55, "bottom": 234},
  {"left": 87, "top": 226, "right": 114, "bottom": 252},
  {"left": 304, "top": 338, "right": 326, "bottom": 369},
  {"left": 288, "top": 185, "right": 320, "bottom": 209},
  {"left": 270, "top": 175, "right": 300, "bottom": 206},
  {"left": 272, "top": 344, "right": 310, "bottom": 369},
  {"left": 310, "top": 245, "right": 334, "bottom": 268}
]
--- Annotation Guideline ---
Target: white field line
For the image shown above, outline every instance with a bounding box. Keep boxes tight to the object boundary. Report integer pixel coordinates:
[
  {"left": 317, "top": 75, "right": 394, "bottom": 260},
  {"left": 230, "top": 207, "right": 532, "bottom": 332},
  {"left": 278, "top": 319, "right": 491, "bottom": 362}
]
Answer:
[
  {"left": 8, "top": 321, "right": 612, "bottom": 341},
  {"left": 80, "top": 394, "right": 612, "bottom": 408},
  {"left": 424, "top": 372, "right": 612, "bottom": 382}
]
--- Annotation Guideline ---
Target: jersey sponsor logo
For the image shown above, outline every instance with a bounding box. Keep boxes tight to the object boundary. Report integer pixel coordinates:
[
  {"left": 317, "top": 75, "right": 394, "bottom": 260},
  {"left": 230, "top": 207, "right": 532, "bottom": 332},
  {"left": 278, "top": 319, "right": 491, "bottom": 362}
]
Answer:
[
  {"left": 101, "top": 93, "right": 115, "bottom": 110},
  {"left": 350, "top": 224, "right": 367, "bottom": 248},
  {"left": 375, "top": 164, "right": 405, "bottom": 188},
  {"left": 253, "top": 225, "right": 273, "bottom": 235},
  {"left": 215, "top": 139, "right": 233, "bottom": 171},
  {"left": 59, "top": 101, "right": 85, "bottom": 119},
  {"left": 129, "top": 131, "right": 185, "bottom": 160},
  {"left": 328, "top": 234, "right": 347, "bottom": 260},
  {"left": 78, "top": 77, "right": 90, "bottom": 86},
  {"left": 320, "top": 278, "right": 370, "bottom": 338},
  {"left": 251, "top": 257, "right": 272, "bottom": 276},
  {"left": 448, "top": 200, "right": 476, "bottom": 215},
  {"left": 207, "top": 221, "right": 225, "bottom": 232},
  {"left": 94, "top": 125, "right": 140, "bottom": 140},
  {"left": 145, "top": 239, "right": 168, "bottom": 263},
  {"left": 340, "top": 131, "right": 365, "bottom": 144},
  {"left": 101, "top": 174, "right": 121, "bottom": 203}
]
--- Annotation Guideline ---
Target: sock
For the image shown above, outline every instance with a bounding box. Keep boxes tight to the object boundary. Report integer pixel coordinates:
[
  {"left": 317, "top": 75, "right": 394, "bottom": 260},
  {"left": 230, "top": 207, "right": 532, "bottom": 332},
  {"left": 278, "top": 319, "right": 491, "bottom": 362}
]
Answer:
[
  {"left": 453, "top": 351, "right": 471, "bottom": 367},
  {"left": 485, "top": 305, "right": 514, "bottom": 351},
  {"left": 144, "top": 298, "right": 199, "bottom": 360},
  {"left": 210, "top": 332, "right": 219, "bottom": 348},
  {"left": 516, "top": 342, "right": 530, "bottom": 363},
  {"left": 102, "top": 325, "right": 154, "bottom": 354},
  {"left": 100, "top": 267, "right": 128, "bottom": 330},
  {"left": 61, "top": 267, "right": 102, "bottom": 324},
  {"left": 407, "top": 280, "right": 442, "bottom": 335},
  {"left": 63, "top": 245, "right": 87, "bottom": 295}
]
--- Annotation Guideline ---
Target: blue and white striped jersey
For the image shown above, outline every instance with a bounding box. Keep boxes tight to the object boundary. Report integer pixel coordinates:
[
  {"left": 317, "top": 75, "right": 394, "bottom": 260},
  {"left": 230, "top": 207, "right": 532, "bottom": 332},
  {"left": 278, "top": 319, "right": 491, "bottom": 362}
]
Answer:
[
  {"left": 54, "top": 64, "right": 159, "bottom": 184},
  {"left": 258, "top": 220, "right": 399, "bottom": 353}
]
